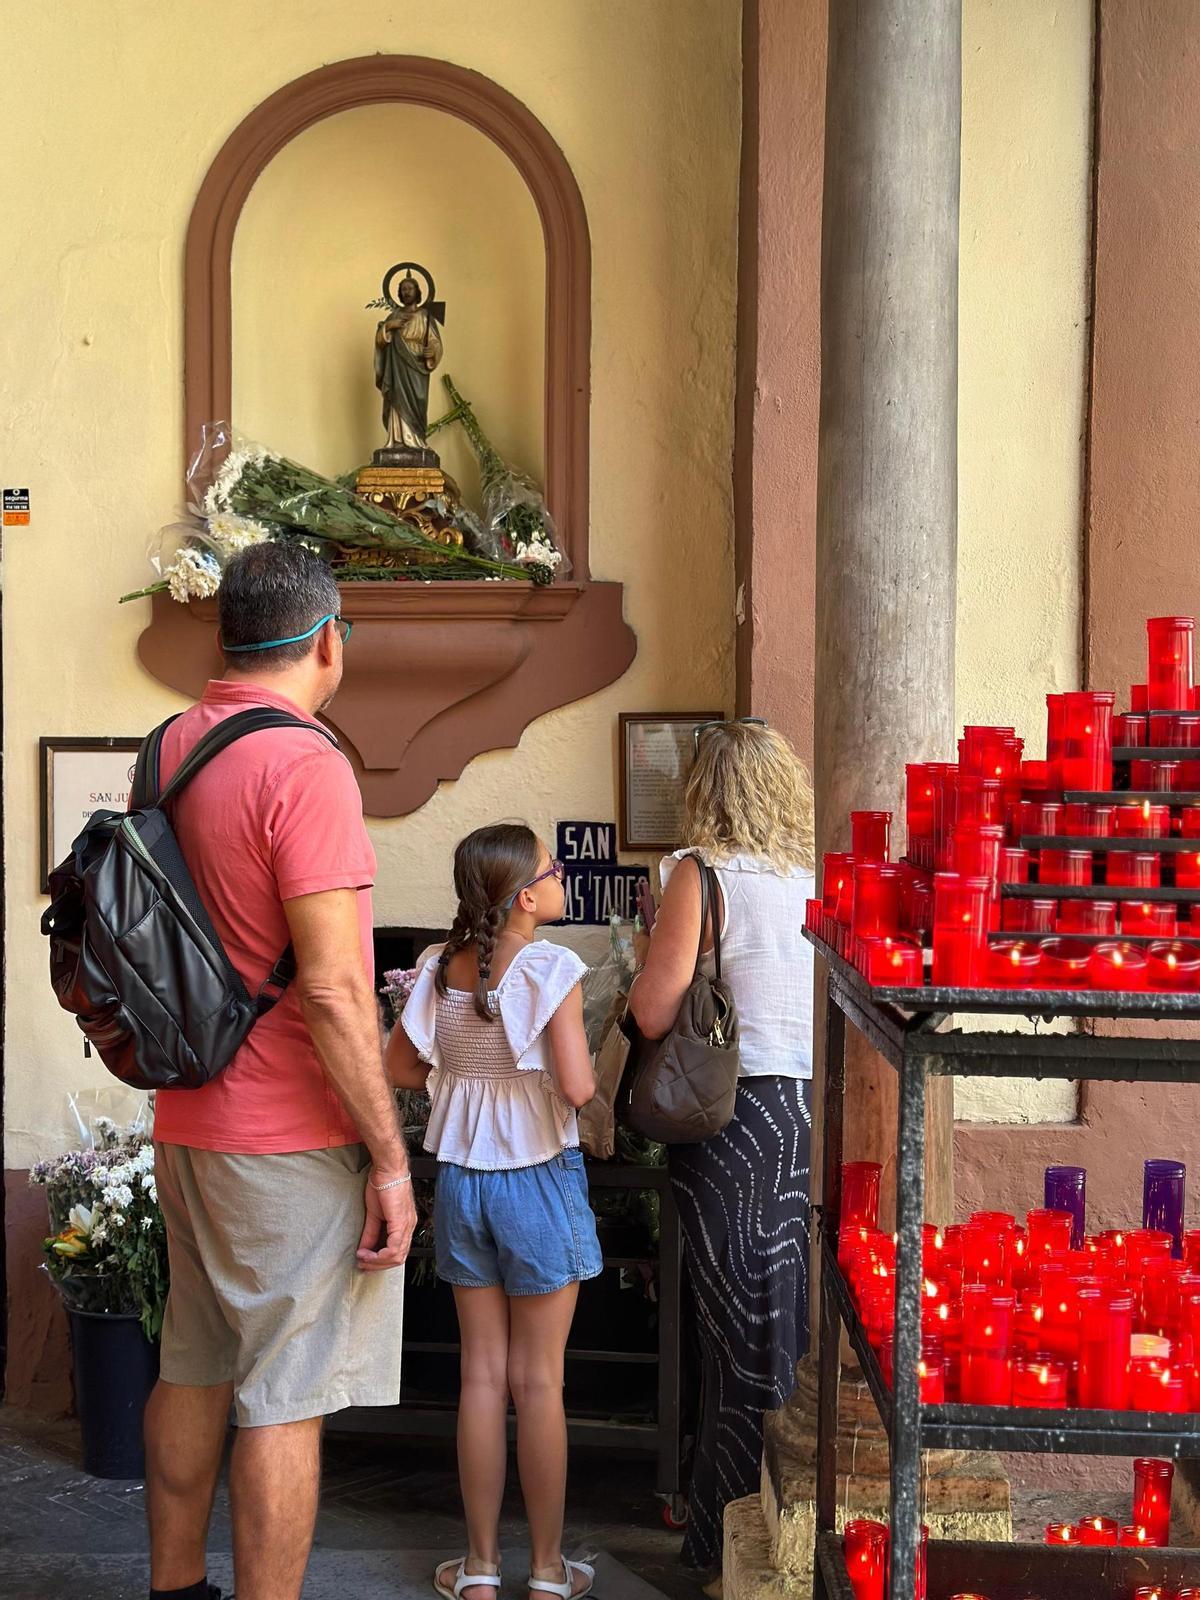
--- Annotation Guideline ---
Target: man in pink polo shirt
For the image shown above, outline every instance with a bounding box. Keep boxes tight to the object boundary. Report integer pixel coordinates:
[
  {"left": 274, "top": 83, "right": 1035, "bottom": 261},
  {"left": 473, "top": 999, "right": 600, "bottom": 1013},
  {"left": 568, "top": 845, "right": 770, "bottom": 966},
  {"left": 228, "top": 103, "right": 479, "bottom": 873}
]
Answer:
[{"left": 143, "top": 543, "right": 414, "bottom": 1600}]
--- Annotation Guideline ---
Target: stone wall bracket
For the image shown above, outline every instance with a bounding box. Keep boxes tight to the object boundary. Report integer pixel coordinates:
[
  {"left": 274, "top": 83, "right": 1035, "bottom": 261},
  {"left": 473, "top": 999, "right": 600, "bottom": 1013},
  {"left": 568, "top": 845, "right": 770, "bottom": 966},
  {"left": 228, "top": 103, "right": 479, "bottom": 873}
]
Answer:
[{"left": 136, "top": 580, "right": 636, "bottom": 817}]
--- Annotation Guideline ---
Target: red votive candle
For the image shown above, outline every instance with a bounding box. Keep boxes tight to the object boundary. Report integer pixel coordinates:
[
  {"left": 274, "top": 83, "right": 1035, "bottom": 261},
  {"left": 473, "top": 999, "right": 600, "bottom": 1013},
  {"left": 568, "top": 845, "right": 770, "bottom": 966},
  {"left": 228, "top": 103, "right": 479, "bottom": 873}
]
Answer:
[
  {"left": 960, "top": 1286, "right": 1013, "bottom": 1404},
  {"left": 988, "top": 940, "right": 1044, "bottom": 989},
  {"left": 1044, "top": 1521, "right": 1078, "bottom": 1546},
  {"left": 1122, "top": 901, "right": 1177, "bottom": 938},
  {"left": 1116, "top": 713, "right": 1148, "bottom": 746},
  {"left": 1020, "top": 800, "right": 1063, "bottom": 839},
  {"left": 1184, "top": 1230, "right": 1200, "bottom": 1272},
  {"left": 955, "top": 774, "right": 1005, "bottom": 829},
  {"left": 1133, "top": 684, "right": 1150, "bottom": 713},
  {"left": 1078, "top": 1291, "right": 1133, "bottom": 1409},
  {"left": 851, "top": 810, "right": 891, "bottom": 862},
  {"left": 822, "top": 852, "right": 856, "bottom": 915},
  {"left": 1147, "top": 940, "right": 1200, "bottom": 990},
  {"left": 1038, "top": 848, "right": 1093, "bottom": 887},
  {"left": 1176, "top": 844, "right": 1200, "bottom": 889},
  {"left": 932, "top": 873, "right": 991, "bottom": 986},
  {"left": 1025, "top": 1209, "right": 1074, "bottom": 1263},
  {"left": 1001, "top": 896, "right": 1056, "bottom": 934},
  {"left": 843, "top": 1519, "right": 887, "bottom": 1600},
  {"left": 1120, "top": 1525, "right": 1152, "bottom": 1547},
  {"left": 841, "top": 1162, "right": 882, "bottom": 1228},
  {"left": 1131, "top": 1358, "right": 1187, "bottom": 1412},
  {"left": 905, "top": 763, "right": 940, "bottom": 854},
  {"left": 999, "top": 847, "right": 1030, "bottom": 884},
  {"left": 918, "top": 1336, "right": 946, "bottom": 1403},
  {"left": 1182, "top": 806, "right": 1200, "bottom": 837},
  {"left": 859, "top": 936, "right": 924, "bottom": 987},
  {"left": 1107, "top": 851, "right": 1162, "bottom": 889},
  {"left": 1046, "top": 693, "right": 1068, "bottom": 790},
  {"left": 1060, "top": 898, "right": 1117, "bottom": 934},
  {"left": 953, "top": 822, "right": 1005, "bottom": 880},
  {"left": 1154, "top": 712, "right": 1200, "bottom": 750},
  {"left": 1148, "top": 616, "right": 1196, "bottom": 711},
  {"left": 852, "top": 862, "right": 904, "bottom": 938},
  {"left": 1089, "top": 941, "right": 1149, "bottom": 992},
  {"left": 1013, "top": 1355, "right": 1068, "bottom": 1408},
  {"left": 1074, "top": 1514, "right": 1118, "bottom": 1546},
  {"left": 1040, "top": 938, "right": 1093, "bottom": 989},
  {"left": 1061, "top": 691, "right": 1116, "bottom": 791},
  {"left": 931, "top": 764, "right": 961, "bottom": 869},
  {"left": 1133, "top": 1457, "right": 1174, "bottom": 1546},
  {"left": 1113, "top": 801, "right": 1172, "bottom": 838},
  {"left": 961, "top": 1220, "right": 1012, "bottom": 1285}
]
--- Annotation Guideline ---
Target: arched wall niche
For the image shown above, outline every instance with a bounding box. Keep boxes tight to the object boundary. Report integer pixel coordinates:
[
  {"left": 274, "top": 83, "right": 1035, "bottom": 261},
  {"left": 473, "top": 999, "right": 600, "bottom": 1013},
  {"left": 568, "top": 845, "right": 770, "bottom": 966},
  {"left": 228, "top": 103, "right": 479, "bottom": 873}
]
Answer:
[{"left": 139, "top": 55, "right": 635, "bottom": 817}]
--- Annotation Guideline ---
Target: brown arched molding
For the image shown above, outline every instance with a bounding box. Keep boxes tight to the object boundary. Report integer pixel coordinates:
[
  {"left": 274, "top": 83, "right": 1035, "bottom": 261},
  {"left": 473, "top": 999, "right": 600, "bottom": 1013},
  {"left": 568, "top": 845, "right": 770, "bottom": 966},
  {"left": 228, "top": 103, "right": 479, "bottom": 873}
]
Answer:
[
  {"left": 142, "top": 56, "right": 636, "bottom": 816},
  {"left": 184, "top": 54, "right": 591, "bottom": 575}
]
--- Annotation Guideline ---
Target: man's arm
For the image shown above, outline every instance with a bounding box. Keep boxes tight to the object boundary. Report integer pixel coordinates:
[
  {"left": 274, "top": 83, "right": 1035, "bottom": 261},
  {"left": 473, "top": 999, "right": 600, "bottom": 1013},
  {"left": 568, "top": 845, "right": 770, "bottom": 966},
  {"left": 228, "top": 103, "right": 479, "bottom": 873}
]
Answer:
[{"left": 284, "top": 887, "right": 416, "bottom": 1270}]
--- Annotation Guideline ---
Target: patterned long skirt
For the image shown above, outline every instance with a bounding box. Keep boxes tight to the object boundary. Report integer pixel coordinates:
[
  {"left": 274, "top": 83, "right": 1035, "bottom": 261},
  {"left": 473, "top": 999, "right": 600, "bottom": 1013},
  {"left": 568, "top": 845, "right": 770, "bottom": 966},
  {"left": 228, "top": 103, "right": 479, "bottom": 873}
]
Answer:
[{"left": 667, "top": 1075, "right": 812, "bottom": 1569}]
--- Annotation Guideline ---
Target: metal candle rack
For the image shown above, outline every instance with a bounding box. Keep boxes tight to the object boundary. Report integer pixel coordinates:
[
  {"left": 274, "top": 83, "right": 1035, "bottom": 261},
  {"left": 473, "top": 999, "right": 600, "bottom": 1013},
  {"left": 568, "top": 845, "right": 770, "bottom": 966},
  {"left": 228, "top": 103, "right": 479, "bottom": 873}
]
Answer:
[{"left": 806, "top": 930, "right": 1200, "bottom": 1600}]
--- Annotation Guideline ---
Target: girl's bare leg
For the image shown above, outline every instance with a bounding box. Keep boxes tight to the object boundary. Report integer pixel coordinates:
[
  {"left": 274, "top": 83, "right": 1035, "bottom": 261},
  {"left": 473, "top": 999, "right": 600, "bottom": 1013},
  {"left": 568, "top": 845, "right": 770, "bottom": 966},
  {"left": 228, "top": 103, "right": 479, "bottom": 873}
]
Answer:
[
  {"left": 508, "top": 1285, "right": 589, "bottom": 1592},
  {"left": 450, "top": 1285, "right": 511, "bottom": 1600}
]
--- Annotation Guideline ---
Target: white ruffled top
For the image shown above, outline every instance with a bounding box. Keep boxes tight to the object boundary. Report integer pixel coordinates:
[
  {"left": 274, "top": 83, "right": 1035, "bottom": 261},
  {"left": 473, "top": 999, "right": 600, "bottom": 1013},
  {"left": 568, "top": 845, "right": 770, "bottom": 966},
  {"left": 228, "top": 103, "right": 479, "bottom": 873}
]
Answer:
[{"left": 401, "top": 940, "right": 588, "bottom": 1171}]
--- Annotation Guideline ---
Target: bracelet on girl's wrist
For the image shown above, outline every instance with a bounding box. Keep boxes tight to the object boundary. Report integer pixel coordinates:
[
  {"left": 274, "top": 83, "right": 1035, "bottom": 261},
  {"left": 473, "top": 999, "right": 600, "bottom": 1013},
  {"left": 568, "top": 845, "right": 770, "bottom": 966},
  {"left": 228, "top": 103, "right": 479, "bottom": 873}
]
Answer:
[{"left": 370, "top": 1173, "right": 413, "bottom": 1192}]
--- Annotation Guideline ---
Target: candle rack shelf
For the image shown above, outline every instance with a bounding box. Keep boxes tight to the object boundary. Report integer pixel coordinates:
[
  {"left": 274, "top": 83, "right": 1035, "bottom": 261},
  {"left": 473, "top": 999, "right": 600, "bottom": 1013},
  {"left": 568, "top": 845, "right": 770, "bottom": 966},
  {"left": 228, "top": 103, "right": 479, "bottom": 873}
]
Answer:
[
  {"left": 1021, "top": 834, "right": 1200, "bottom": 852},
  {"left": 1065, "top": 791, "right": 1200, "bottom": 805},
  {"left": 1003, "top": 882, "right": 1200, "bottom": 902},
  {"left": 816, "top": 1527, "right": 1200, "bottom": 1600},
  {"left": 806, "top": 930, "right": 1200, "bottom": 1599}
]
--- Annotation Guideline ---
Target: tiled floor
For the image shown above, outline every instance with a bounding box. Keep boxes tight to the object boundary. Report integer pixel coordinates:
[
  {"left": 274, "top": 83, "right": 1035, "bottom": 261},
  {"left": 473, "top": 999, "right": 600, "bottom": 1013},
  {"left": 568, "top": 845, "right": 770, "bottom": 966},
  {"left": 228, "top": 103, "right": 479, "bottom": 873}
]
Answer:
[{"left": 0, "top": 1407, "right": 696, "bottom": 1600}]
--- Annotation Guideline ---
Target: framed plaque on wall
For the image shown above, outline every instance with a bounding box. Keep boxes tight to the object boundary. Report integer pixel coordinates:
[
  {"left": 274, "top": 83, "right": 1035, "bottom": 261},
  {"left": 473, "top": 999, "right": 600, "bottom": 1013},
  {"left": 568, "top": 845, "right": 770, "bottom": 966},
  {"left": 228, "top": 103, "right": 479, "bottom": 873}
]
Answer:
[
  {"left": 618, "top": 712, "right": 721, "bottom": 854},
  {"left": 40, "top": 737, "right": 142, "bottom": 892}
]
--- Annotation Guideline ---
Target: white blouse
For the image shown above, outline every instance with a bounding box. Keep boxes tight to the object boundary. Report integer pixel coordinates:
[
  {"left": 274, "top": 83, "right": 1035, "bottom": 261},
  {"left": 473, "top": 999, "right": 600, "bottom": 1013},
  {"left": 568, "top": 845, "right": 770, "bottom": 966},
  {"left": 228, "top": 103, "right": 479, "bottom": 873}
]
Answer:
[
  {"left": 660, "top": 850, "right": 815, "bottom": 1080},
  {"left": 401, "top": 940, "right": 588, "bottom": 1170}
]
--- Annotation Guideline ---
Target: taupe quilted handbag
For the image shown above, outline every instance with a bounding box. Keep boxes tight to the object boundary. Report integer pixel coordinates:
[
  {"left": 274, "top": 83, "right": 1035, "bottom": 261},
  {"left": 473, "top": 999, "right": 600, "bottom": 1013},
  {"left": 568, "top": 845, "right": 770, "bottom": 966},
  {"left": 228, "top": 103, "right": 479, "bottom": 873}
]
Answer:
[{"left": 618, "top": 856, "right": 740, "bottom": 1144}]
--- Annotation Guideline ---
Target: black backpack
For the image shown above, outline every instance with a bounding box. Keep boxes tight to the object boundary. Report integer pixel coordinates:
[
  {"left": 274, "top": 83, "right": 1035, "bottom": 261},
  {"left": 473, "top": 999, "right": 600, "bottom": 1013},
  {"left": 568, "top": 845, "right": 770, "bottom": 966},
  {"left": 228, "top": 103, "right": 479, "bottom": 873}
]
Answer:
[{"left": 40, "top": 708, "right": 335, "bottom": 1091}]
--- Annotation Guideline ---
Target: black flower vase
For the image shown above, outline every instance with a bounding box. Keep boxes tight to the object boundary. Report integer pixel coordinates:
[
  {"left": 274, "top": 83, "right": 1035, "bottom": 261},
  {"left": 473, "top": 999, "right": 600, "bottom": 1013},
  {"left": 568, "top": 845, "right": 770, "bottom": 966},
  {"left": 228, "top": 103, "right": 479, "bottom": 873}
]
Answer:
[{"left": 68, "top": 1310, "right": 160, "bottom": 1478}]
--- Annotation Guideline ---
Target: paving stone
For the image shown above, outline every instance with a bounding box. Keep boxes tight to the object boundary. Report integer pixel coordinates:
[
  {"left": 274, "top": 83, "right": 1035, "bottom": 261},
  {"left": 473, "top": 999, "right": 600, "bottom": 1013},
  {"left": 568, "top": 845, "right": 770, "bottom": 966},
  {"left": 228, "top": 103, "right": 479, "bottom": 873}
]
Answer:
[{"left": 0, "top": 1408, "right": 692, "bottom": 1600}]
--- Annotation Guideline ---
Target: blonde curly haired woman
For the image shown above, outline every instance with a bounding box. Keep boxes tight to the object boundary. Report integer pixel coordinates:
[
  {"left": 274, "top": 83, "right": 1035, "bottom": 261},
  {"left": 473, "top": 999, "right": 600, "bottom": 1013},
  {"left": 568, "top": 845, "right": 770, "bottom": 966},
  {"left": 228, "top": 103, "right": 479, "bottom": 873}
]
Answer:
[{"left": 630, "top": 720, "right": 815, "bottom": 1572}]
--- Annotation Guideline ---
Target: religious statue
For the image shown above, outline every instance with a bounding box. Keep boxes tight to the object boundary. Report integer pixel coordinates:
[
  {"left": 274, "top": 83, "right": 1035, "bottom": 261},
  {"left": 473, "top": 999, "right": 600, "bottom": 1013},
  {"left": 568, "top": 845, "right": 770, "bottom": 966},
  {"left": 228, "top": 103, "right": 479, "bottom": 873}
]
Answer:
[
  {"left": 369, "top": 262, "right": 446, "bottom": 467},
  {"left": 354, "top": 260, "right": 462, "bottom": 565}
]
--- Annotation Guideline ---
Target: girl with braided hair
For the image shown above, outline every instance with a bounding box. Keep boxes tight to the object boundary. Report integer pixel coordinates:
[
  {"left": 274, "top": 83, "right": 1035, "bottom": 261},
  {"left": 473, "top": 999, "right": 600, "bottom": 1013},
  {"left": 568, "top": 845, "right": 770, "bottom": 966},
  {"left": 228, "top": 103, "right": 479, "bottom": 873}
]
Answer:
[{"left": 387, "top": 824, "right": 600, "bottom": 1600}]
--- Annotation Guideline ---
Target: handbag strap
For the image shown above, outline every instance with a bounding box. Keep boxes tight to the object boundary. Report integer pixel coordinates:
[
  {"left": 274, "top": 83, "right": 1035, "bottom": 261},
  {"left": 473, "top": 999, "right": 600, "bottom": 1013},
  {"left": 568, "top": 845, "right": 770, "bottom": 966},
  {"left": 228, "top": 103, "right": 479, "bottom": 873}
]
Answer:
[{"left": 687, "top": 854, "right": 723, "bottom": 982}]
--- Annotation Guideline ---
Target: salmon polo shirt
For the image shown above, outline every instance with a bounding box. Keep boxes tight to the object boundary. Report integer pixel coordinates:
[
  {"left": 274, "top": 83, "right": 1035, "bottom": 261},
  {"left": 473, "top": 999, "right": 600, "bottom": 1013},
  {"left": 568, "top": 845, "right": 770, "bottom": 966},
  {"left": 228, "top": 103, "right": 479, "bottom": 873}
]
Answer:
[{"left": 152, "top": 681, "right": 377, "bottom": 1154}]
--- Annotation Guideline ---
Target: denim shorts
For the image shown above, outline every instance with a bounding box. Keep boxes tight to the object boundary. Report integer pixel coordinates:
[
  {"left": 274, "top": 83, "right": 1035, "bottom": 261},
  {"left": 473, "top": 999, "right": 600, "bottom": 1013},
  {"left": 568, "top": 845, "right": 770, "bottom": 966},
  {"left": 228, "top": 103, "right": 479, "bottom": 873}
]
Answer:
[{"left": 434, "top": 1148, "right": 604, "bottom": 1296}]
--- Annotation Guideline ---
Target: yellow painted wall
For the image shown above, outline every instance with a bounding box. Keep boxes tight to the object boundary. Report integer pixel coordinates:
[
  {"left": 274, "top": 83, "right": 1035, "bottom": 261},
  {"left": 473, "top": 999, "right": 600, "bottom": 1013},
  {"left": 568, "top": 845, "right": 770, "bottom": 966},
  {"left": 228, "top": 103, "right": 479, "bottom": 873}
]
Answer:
[
  {"left": 0, "top": 1, "right": 741, "bottom": 1167},
  {"left": 955, "top": 0, "right": 1094, "bottom": 1124}
]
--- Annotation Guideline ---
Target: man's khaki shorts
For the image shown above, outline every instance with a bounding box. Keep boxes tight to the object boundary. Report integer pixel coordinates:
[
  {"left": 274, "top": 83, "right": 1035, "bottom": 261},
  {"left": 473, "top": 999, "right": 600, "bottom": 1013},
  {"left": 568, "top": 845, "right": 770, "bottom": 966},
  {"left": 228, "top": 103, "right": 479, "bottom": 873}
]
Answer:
[{"left": 156, "top": 1141, "right": 404, "bottom": 1427}]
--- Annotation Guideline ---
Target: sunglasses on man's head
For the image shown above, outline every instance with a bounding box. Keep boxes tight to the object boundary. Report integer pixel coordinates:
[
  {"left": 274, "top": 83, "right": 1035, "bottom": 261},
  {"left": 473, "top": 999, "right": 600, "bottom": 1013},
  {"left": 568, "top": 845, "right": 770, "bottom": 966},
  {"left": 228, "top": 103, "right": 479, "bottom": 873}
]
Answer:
[
  {"left": 223, "top": 612, "right": 352, "bottom": 654},
  {"left": 692, "top": 717, "right": 769, "bottom": 757},
  {"left": 502, "top": 859, "right": 566, "bottom": 910}
]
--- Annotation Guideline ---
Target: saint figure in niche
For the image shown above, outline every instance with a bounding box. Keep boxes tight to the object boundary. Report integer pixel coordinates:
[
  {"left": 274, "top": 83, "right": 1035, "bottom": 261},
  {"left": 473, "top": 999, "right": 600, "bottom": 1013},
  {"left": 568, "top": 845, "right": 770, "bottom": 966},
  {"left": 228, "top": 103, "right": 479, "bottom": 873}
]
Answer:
[{"left": 371, "top": 262, "right": 445, "bottom": 463}]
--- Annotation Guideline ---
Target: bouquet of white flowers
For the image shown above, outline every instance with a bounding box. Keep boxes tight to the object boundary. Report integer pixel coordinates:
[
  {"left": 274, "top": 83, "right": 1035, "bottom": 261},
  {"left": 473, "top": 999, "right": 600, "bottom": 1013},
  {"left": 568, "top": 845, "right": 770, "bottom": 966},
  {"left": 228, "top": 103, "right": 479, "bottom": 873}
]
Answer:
[{"left": 30, "top": 1118, "right": 168, "bottom": 1340}]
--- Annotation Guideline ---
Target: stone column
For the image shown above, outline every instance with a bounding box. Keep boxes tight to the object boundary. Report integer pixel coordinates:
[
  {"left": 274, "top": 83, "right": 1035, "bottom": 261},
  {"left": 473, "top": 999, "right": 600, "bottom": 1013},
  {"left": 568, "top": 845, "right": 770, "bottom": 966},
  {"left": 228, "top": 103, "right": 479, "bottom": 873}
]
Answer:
[{"left": 814, "top": 0, "right": 962, "bottom": 1227}]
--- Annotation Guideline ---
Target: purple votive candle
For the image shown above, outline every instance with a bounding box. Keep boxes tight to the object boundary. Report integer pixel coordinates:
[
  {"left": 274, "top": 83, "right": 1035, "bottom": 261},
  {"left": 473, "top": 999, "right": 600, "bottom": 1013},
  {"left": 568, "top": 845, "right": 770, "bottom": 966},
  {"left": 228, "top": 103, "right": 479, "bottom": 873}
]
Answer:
[
  {"left": 1143, "top": 1159, "right": 1186, "bottom": 1259},
  {"left": 1045, "top": 1165, "right": 1087, "bottom": 1250}
]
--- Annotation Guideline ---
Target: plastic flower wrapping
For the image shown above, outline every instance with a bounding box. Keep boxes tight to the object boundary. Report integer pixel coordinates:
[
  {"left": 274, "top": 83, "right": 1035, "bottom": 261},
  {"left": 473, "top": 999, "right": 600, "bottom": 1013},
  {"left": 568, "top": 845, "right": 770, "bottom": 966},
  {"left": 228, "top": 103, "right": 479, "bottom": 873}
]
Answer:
[
  {"left": 29, "top": 1100, "right": 167, "bottom": 1340},
  {"left": 121, "top": 416, "right": 561, "bottom": 604}
]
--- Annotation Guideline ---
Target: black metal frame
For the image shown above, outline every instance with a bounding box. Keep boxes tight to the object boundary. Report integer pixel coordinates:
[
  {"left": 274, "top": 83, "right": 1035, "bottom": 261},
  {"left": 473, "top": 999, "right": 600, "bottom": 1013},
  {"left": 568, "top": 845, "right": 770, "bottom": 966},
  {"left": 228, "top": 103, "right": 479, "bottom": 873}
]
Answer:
[
  {"left": 330, "top": 1157, "right": 686, "bottom": 1510},
  {"left": 807, "top": 929, "right": 1200, "bottom": 1600}
]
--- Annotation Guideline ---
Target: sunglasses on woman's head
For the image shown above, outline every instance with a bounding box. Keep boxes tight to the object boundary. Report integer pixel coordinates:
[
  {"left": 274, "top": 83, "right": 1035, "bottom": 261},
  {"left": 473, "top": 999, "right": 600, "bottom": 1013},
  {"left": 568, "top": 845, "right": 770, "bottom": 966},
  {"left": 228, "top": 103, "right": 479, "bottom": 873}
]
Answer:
[
  {"left": 502, "top": 859, "right": 566, "bottom": 910},
  {"left": 692, "top": 717, "right": 769, "bottom": 758}
]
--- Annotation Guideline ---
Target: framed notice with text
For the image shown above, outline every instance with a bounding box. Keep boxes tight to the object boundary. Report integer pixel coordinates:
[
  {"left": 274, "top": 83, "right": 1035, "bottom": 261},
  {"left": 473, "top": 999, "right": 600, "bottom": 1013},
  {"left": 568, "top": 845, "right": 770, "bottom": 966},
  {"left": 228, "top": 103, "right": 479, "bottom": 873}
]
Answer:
[
  {"left": 40, "top": 737, "right": 142, "bottom": 893},
  {"left": 618, "top": 712, "right": 721, "bottom": 855}
]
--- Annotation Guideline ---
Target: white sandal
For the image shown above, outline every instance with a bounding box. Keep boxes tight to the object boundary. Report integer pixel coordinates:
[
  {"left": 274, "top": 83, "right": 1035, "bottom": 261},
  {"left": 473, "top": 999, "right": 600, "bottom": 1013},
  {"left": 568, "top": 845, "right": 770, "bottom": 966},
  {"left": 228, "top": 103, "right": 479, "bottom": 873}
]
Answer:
[
  {"left": 434, "top": 1559, "right": 503, "bottom": 1600},
  {"left": 529, "top": 1558, "right": 595, "bottom": 1600}
]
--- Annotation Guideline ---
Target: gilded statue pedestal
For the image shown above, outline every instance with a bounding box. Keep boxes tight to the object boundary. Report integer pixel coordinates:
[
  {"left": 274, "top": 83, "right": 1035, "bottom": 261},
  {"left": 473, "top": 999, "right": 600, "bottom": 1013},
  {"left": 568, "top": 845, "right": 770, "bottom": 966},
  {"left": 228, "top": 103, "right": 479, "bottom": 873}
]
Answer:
[{"left": 352, "top": 463, "right": 465, "bottom": 568}]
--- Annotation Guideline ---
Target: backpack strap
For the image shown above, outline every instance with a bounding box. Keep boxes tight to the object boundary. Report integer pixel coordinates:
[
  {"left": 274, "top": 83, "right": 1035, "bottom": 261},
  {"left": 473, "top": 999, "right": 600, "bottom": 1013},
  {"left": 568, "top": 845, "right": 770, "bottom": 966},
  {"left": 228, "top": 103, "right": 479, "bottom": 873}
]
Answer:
[
  {"left": 144, "top": 707, "right": 337, "bottom": 1018},
  {"left": 131, "top": 715, "right": 182, "bottom": 809},
  {"left": 157, "top": 709, "right": 337, "bottom": 807}
]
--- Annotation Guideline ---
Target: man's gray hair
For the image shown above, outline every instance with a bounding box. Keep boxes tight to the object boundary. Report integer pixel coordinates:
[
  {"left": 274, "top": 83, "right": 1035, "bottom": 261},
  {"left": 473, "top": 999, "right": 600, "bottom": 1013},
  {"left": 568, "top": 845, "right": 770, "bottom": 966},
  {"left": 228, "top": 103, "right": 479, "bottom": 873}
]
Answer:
[{"left": 218, "top": 543, "right": 342, "bottom": 670}]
